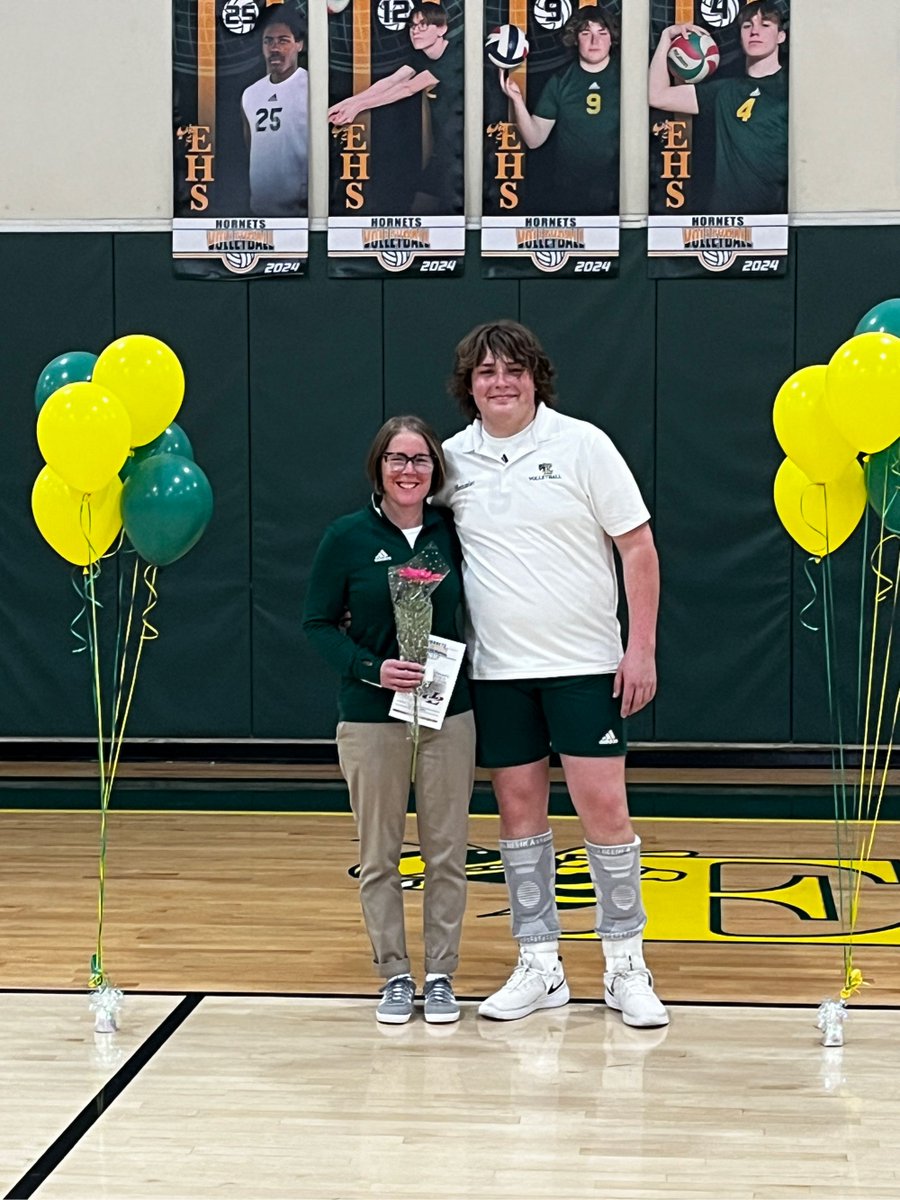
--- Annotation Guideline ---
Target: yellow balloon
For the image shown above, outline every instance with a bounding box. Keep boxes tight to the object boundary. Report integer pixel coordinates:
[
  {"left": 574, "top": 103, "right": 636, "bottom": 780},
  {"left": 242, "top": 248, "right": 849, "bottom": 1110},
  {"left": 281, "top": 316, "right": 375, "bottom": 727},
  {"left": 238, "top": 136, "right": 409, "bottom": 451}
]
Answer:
[
  {"left": 36, "top": 381, "right": 132, "bottom": 493},
  {"left": 31, "top": 466, "right": 123, "bottom": 566},
  {"left": 825, "top": 332, "right": 900, "bottom": 453},
  {"left": 93, "top": 335, "right": 184, "bottom": 447},
  {"left": 773, "top": 457, "right": 866, "bottom": 558},
  {"left": 772, "top": 364, "right": 857, "bottom": 483}
]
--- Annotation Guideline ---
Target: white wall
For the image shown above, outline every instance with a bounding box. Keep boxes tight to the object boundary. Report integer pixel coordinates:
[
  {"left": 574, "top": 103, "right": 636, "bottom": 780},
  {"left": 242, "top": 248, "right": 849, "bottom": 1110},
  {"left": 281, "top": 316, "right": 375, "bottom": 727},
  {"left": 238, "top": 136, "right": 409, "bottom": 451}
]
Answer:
[{"left": 1, "top": 0, "right": 897, "bottom": 227}]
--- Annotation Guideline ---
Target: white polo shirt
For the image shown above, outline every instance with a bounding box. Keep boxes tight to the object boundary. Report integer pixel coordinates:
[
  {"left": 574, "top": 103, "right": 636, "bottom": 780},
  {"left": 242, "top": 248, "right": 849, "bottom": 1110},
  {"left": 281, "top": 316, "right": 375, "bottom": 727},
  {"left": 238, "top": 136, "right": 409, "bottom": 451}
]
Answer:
[{"left": 441, "top": 404, "right": 650, "bottom": 680}]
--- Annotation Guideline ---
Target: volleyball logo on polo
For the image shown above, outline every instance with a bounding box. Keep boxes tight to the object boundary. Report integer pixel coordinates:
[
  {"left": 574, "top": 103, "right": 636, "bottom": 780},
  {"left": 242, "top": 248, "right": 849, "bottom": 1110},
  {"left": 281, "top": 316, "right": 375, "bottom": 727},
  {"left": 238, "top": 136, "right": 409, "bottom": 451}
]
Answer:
[
  {"left": 486, "top": 24, "right": 529, "bottom": 70},
  {"left": 221, "top": 0, "right": 259, "bottom": 34},
  {"left": 532, "top": 0, "right": 572, "bottom": 32},
  {"left": 667, "top": 30, "right": 719, "bottom": 83}
]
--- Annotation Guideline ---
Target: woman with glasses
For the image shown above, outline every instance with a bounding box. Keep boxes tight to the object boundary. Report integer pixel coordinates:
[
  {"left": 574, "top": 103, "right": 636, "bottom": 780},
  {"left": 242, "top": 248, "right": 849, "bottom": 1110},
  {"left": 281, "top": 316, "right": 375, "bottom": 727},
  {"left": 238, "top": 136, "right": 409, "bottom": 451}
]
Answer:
[{"left": 303, "top": 416, "right": 475, "bottom": 1025}]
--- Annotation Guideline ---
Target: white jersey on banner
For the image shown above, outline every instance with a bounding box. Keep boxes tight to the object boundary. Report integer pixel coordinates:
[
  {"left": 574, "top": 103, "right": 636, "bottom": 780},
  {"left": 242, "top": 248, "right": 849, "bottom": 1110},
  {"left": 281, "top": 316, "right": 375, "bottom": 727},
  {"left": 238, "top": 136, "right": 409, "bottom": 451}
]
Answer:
[{"left": 241, "top": 67, "right": 309, "bottom": 216}]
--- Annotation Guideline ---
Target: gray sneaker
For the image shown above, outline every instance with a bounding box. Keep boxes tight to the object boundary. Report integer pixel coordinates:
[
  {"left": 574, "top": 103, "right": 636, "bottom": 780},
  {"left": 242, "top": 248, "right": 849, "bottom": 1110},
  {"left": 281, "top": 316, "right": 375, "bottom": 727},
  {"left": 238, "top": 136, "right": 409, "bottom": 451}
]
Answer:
[
  {"left": 423, "top": 975, "right": 460, "bottom": 1025},
  {"left": 376, "top": 974, "right": 416, "bottom": 1024}
]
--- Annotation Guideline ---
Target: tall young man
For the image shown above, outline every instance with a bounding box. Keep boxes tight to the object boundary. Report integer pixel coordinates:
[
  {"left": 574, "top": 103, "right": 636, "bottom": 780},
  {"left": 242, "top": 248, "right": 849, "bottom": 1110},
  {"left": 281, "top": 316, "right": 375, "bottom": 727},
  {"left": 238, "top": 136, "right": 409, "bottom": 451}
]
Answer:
[{"left": 441, "top": 321, "right": 668, "bottom": 1029}]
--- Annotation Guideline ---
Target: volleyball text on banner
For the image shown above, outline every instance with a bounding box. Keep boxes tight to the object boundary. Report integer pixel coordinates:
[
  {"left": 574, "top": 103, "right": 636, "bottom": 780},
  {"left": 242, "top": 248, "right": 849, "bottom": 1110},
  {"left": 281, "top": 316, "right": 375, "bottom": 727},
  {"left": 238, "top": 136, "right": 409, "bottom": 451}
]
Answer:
[
  {"left": 647, "top": 0, "right": 790, "bottom": 278},
  {"left": 172, "top": 0, "right": 309, "bottom": 280},
  {"left": 327, "top": 0, "right": 465, "bottom": 279},
  {"left": 482, "top": 0, "right": 622, "bottom": 279}
]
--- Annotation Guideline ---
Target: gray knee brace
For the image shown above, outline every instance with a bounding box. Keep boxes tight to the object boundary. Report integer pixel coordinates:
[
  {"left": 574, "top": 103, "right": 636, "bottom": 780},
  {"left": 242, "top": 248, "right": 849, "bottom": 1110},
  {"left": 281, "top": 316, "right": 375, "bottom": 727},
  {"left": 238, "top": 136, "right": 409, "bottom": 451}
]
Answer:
[
  {"left": 500, "top": 831, "right": 560, "bottom": 943},
  {"left": 585, "top": 838, "right": 647, "bottom": 939}
]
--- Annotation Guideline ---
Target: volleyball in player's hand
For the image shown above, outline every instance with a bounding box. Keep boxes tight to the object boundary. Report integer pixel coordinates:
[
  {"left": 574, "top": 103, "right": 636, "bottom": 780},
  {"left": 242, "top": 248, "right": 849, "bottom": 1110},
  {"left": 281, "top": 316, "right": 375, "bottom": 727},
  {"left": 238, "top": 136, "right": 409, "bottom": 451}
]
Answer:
[
  {"left": 486, "top": 24, "right": 528, "bottom": 70},
  {"left": 667, "top": 30, "right": 719, "bottom": 83},
  {"left": 327, "top": 0, "right": 351, "bottom": 13}
]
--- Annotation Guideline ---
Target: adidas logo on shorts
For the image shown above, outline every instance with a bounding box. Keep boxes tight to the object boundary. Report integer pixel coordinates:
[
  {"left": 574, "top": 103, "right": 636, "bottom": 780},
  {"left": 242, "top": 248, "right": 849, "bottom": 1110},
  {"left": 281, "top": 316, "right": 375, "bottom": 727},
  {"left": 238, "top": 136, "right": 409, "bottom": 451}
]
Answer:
[
  {"left": 598, "top": 730, "right": 619, "bottom": 745},
  {"left": 374, "top": 549, "right": 391, "bottom": 562}
]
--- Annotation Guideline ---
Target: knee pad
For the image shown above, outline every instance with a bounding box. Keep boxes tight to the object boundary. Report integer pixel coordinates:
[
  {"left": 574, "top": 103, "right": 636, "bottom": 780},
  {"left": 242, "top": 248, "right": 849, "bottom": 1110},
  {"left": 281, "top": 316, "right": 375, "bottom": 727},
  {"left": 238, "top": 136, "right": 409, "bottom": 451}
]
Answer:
[
  {"left": 585, "top": 837, "right": 646, "bottom": 940},
  {"left": 500, "top": 831, "right": 560, "bottom": 943}
]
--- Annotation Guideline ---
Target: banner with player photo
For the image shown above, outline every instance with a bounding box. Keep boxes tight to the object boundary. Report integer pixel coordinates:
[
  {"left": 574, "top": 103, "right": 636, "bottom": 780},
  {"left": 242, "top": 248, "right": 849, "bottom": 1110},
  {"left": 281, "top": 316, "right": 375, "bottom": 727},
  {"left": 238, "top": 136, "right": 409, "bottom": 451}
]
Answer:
[
  {"left": 172, "top": 0, "right": 309, "bottom": 280},
  {"left": 327, "top": 0, "right": 465, "bottom": 279},
  {"left": 647, "top": 0, "right": 790, "bottom": 278},
  {"left": 481, "top": 0, "right": 621, "bottom": 279}
]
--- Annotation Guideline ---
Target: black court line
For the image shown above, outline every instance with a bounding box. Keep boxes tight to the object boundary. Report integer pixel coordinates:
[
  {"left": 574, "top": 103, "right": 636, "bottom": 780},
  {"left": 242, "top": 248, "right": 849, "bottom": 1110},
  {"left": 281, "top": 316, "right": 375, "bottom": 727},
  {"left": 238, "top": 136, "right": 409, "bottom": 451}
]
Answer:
[
  {"left": 1, "top": 986, "right": 896, "bottom": 1012},
  {"left": 4, "top": 993, "right": 203, "bottom": 1200}
]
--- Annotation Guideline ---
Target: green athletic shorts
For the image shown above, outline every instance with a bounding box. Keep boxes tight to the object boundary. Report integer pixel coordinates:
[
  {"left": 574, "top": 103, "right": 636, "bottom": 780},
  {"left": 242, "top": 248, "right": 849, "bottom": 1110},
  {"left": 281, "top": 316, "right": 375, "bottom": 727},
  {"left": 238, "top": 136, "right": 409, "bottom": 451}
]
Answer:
[{"left": 470, "top": 674, "right": 627, "bottom": 769}]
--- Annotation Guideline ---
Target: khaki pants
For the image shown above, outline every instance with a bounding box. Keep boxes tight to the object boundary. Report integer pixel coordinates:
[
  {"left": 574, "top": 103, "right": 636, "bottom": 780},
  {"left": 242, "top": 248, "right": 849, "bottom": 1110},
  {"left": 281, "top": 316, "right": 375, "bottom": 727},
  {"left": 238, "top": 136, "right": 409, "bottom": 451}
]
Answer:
[{"left": 337, "top": 711, "right": 475, "bottom": 980}]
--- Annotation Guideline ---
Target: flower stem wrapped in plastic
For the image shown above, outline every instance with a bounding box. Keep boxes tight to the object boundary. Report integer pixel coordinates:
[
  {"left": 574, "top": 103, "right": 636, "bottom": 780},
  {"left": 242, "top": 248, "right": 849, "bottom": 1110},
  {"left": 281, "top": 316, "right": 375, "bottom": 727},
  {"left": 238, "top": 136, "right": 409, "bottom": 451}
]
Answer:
[{"left": 388, "top": 544, "right": 450, "bottom": 781}]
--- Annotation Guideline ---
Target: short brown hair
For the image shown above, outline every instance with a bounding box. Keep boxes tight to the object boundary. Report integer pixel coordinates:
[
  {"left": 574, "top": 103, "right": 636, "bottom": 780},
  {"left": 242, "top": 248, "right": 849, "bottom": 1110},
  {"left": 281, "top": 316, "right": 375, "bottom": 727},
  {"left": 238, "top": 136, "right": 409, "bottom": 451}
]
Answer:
[
  {"left": 409, "top": 3, "right": 448, "bottom": 29},
  {"left": 563, "top": 4, "right": 619, "bottom": 51},
  {"left": 449, "top": 320, "right": 557, "bottom": 422},
  {"left": 366, "top": 415, "right": 446, "bottom": 501}
]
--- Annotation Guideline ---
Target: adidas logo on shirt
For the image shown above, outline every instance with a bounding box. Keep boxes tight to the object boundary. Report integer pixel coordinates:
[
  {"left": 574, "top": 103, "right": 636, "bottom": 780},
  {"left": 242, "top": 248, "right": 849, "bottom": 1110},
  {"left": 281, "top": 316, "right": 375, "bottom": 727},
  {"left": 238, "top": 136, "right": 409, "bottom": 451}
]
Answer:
[
  {"left": 268, "top": 92, "right": 278, "bottom": 101},
  {"left": 598, "top": 730, "right": 619, "bottom": 746},
  {"left": 374, "top": 549, "right": 391, "bottom": 562}
]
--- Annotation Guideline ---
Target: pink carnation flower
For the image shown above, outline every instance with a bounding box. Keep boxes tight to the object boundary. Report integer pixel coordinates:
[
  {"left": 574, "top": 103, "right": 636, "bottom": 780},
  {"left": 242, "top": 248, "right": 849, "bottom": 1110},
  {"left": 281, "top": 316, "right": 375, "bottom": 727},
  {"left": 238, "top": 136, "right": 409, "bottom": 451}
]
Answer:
[{"left": 396, "top": 567, "right": 446, "bottom": 584}]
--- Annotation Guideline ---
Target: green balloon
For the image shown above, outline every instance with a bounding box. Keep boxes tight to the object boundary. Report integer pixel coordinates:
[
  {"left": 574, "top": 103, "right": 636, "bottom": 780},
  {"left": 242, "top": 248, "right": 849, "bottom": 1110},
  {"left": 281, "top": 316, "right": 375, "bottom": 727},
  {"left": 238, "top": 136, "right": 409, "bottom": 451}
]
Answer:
[
  {"left": 855, "top": 298, "right": 900, "bottom": 340},
  {"left": 865, "top": 439, "right": 900, "bottom": 533},
  {"left": 121, "top": 454, "right": 213, "bottom": 567},
  {"left": 120, "top": 422, "right": 195, "bottom": 481},
  {"left": 34, "top": 350, "right": 97, "bottom": 413}
]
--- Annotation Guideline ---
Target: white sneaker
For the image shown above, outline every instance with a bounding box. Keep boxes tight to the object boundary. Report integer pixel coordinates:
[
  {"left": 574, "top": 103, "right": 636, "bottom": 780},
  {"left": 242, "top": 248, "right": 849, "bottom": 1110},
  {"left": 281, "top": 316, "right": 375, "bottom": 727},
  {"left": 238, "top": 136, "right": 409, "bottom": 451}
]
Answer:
[
  {"left": 478, "top": 949, "right": 570, "bottom": 1021},
  {"left": 604, "top": 966, "right": 669, "bottom": 1028}
]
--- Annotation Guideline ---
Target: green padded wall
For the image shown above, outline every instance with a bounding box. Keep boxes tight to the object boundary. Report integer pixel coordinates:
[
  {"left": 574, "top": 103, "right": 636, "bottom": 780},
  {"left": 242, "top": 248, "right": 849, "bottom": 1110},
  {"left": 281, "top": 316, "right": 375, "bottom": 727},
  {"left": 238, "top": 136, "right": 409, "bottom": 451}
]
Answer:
[
  {"left": 3, "top": 226, "right": 900, "bottom": 745},
  {"left": 1, "top": 234, "right": 115, "bottom": 735},
  {"left": 250, "top": 234, "right": 384, "bottom": 737},
  {"left": 653, "top": 250, "right": 795, "bottom": 741},
  {"left": 111, "top": 234, "right": 252, "bottom": 736}
]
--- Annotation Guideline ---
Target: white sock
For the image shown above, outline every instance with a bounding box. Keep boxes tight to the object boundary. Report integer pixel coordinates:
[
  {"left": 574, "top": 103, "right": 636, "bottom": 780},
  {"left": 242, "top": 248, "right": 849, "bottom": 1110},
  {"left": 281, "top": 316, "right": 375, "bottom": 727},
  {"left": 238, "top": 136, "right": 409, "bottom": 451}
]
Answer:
[
  {"left": 523, "top": 939, "right": 559, "bottom": 970},
  {"left": 425, "top": 972, "right": 450, "bottom": 982},
  {"left": 602, "top": 932, "right": 645, "bottom": 972}
]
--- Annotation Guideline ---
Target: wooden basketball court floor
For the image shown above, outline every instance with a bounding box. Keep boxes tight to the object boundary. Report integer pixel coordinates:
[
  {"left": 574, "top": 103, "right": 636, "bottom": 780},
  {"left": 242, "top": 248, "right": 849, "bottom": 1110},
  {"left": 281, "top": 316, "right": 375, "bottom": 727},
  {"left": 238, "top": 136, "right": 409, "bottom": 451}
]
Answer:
[{"left": 2, "top": 800, "right": 900, "bottom": 1198}]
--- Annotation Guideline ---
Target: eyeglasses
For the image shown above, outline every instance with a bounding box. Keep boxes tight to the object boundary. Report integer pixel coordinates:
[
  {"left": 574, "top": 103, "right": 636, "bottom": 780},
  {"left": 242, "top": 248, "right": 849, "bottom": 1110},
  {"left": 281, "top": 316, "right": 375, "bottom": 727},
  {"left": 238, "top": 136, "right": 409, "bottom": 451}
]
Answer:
[{"left": 382, "top": 453, "right": 435, "bottom": 471}]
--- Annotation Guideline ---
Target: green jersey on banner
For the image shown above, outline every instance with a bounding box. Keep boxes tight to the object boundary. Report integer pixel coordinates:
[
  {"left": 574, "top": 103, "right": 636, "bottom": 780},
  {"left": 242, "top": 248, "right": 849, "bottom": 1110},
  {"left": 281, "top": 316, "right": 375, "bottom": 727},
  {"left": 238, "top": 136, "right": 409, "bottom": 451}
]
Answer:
[
  {"left": 700, "top": 68, "right": 787, "bottom": 213},
  {"left": 534, "top": 58, "right": 620, "bottom": 213}
]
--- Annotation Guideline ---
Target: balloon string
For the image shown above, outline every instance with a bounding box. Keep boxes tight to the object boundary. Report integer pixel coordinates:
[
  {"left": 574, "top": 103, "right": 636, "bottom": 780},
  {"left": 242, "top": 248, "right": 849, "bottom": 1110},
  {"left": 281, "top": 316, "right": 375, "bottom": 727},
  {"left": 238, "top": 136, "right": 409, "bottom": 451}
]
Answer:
[
  {"left": 820, "top": 556, "right": 852, "bottom": 978},
  {"left": 142, "top": 564, "right": 160, "bottom": 641},
  {"left": 109, "top": 557, "right": 141, "bottom": 764},
  {"left": 79, "top": 502, "right": 123, "bottom": 992},
  {"left": 869, "top": 535, "right": 896, "bottom": 603},
  {"left": 856, "top": 511, "right": 887, "bottom": 831},
  {"left": 799, "top": 482, "right": 828, "bottom": 551},
  {"left": 109, "top": 533, "right": 133, "bottom": 733},
  {"left": 850, "top": 535, "right": 900, "bottom": 938},
  {"left": 102, "top": 566, "right": 159, "bottom": 810},
  {"left": 69, "top": 568, "right": 90, "bottom": 654},
  {"left": 800, "top": 557, "right": 820, "bottom": 632},
  {"left": 856, "top": 505, "right": 871, "bottom": 750},
  {"left": 85, "top": 550, "right": 110, "bottom": 990}
]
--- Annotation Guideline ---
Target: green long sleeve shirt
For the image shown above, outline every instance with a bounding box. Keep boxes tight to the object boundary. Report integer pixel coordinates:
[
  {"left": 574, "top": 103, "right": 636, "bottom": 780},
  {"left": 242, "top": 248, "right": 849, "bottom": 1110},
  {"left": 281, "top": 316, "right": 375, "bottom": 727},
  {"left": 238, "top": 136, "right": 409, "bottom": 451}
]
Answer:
[{"left": 302, "top": 500, "right": 472, "bottom": 723}]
